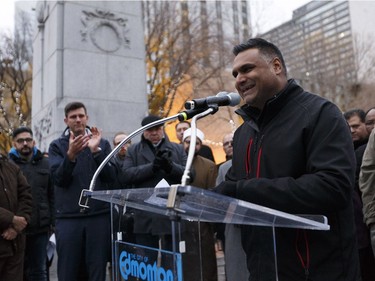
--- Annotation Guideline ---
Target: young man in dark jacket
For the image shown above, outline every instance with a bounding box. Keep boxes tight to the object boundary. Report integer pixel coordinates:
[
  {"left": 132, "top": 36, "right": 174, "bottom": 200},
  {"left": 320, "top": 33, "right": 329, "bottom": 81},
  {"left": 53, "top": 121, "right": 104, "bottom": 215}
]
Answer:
[
  {"left": 0, "top": 154, "right": 32, "bottom": 281},
  {"left": 9, "top": 127, "right": 54, "bottom": 281},
  {"left": 48, "top": 101, "right": 115, "bottom": 281},
  {"left": 217, "top": 38, "right": 360, "bottom": 281}
]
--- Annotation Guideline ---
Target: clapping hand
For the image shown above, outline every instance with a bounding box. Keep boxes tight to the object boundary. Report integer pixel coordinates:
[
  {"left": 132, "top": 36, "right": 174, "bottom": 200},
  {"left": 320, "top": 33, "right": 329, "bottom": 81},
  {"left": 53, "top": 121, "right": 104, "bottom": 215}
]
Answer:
[
  {"left": 88, "top": 127, "right": 102, "bottom": 153},
  {"left": 67, "top": 131, "right": 90, "bottom": 161}
]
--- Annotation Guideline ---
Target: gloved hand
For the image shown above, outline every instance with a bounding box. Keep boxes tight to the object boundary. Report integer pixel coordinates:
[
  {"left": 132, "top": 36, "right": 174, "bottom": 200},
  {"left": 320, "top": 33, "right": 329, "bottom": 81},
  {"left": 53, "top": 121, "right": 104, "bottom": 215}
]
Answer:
[
  {"left": 152, "top": 151, "right": 163, "bottom": 172},
  {"left": 159, "top": 149, "right": 173, "bottom": 173},
  {"left": 153, "top": 150, "right": 173, "bottom": 173},
  {"left": 215, "top": 181, "right": 237, "bottom": 198}
]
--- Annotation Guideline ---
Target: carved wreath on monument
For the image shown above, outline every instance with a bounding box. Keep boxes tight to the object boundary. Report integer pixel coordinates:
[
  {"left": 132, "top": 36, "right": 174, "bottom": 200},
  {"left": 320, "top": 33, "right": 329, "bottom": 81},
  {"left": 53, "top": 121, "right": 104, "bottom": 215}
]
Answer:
[{"left": 80, "top": 9, "right": 131, "bottom": 53}]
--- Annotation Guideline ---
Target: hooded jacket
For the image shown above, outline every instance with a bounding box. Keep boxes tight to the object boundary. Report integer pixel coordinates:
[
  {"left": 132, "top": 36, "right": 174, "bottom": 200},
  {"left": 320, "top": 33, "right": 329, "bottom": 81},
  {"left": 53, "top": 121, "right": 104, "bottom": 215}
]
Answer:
[
  {"left": 0, "top": 155, "right": 32, "bottom": 258},
  {"left": 9, "top": 148, "right": 54, "bottom": 234},
  {"left": 226, "top": 80, "right": 360, "bottom": 280},
  {"left": 48, "top": 127, "right": 116, "bottom": 218}
]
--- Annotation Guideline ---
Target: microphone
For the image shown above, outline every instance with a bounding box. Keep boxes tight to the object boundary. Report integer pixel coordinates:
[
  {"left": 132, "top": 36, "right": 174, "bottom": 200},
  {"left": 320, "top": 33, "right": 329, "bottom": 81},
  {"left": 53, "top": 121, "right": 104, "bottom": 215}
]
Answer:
[{"left": 184, "top": 92, "right": 241, "bottom": 110}]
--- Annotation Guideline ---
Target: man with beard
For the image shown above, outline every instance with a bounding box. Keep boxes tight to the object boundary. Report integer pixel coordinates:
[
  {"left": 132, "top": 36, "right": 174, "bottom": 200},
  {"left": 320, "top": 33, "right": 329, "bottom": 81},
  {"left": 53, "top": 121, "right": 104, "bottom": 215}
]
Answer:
[{"left": 9, "top": 127, "right": 54, "bottom": 281}]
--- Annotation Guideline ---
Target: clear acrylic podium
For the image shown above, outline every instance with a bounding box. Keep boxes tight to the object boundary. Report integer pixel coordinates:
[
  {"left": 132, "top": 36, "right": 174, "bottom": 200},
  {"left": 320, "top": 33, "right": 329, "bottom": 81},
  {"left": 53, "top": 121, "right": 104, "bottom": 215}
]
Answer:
[{"left": 82, "top": 185, "right": 329, "bottom": 281}]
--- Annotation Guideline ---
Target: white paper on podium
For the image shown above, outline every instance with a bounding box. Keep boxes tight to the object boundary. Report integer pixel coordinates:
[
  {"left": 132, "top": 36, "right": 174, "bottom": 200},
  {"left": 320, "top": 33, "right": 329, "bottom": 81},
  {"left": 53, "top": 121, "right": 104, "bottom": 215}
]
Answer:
[
  {"left": 144, "top": 179, "right": 171, "bottom": 206},
  {"left": 155, "top": 178, "right": 171, "bottom": 188}
]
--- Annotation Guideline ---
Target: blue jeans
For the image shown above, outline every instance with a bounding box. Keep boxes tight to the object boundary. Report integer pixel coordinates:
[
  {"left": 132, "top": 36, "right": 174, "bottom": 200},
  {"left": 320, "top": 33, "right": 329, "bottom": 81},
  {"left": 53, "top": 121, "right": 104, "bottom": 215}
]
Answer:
[{"left": 24, "top": 232, "right": 49, "bottom": 281}]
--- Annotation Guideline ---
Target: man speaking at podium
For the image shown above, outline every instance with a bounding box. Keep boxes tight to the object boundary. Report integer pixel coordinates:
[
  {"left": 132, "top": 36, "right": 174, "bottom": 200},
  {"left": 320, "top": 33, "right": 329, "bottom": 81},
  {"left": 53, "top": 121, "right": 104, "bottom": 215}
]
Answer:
[{"left": 217, "top": 38, "right": 360, "bottom": 280}]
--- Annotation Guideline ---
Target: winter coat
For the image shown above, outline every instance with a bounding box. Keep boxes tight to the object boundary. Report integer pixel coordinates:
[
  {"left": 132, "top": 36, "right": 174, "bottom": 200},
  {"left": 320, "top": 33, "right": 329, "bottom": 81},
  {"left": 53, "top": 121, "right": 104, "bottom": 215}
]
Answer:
[
  {"left": 0, "top": 156, "right": 32, "bottom": 258},
  {"left": 122, "top": 135, "right": 187, "bottom": 234},
  {"left": 226, "top": 79, "right": 360, "bottom": 281},
  {"left": 9, "top": 148, "right": 54, "bottom": 234},
  {"left": 353, "top": 143, "right": 371, "bottom": 249},
  {"left": 48, "top": 128, "right": 116, "bottom": 218},
  {"left": 360, "top": 128, "right": 375, "bottom": 226}
]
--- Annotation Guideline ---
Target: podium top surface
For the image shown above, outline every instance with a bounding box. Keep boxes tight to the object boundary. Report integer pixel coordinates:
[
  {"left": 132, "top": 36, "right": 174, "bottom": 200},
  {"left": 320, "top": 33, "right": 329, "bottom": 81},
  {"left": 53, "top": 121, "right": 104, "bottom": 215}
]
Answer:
[{"left": 83, "top": 185, "right": 329, "bottom": 231}]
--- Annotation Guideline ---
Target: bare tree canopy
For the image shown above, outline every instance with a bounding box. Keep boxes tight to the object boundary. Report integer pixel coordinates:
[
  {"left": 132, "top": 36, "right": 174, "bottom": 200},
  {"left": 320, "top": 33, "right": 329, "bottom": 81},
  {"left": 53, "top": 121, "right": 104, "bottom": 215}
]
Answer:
[
  {"left": 0, "top": 10, "right": 33, "bottom": 153},
  {"left": 143, "top": 1, "right": 235, "bottom": 117}
]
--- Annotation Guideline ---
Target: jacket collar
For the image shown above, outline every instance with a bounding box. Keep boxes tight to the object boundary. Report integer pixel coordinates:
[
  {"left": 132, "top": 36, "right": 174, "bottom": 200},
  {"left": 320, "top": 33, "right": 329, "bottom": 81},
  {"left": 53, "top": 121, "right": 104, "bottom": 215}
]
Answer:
[
  {"left": 62, "top": 126, "right": 92, "bottom": 138},
  {"left": 236, "top": 79, "right": 303, "bottom": 126},
  {"left": 8, "top": 147, "right": 42, "bottom": 162}
]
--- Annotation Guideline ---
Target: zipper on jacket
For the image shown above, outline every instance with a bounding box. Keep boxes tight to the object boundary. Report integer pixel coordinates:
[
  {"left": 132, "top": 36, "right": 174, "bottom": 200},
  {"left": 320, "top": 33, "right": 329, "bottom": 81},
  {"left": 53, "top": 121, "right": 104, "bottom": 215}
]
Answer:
[
  {"left": 256, "top": 135, "right": 264, "bottom": 178},
  {"left": 246, "top": 134, "right": 264, "bottom": 178},
  {"left": 245, "top": 138, "right": 253, "bottom": 178}
]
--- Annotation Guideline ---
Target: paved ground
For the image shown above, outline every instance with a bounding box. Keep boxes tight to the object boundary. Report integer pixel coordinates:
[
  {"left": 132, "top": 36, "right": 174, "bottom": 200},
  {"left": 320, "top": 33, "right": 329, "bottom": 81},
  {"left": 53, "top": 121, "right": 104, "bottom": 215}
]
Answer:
[{"left": 49, "top": 248, "right": 226, "bottom": 281}]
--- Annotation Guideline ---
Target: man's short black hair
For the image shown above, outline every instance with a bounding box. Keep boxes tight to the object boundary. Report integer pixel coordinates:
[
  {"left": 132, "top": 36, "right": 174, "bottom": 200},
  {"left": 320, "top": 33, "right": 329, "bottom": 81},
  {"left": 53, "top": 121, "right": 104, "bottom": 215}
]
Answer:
[
  {"left": 64, "top": 102, "right": 87, "bottom": 117},
  {"left": 343, "top": 109, "right": 366, "bottom": 122},
  {"left": 233, "top": 38, "right": 287, "bottom": 76},
  {"left": 175, "top": 121, "right": 190, "bottom": 130},
  {"left": 12, "top": 127, "right": 33, "bottom": 139}
]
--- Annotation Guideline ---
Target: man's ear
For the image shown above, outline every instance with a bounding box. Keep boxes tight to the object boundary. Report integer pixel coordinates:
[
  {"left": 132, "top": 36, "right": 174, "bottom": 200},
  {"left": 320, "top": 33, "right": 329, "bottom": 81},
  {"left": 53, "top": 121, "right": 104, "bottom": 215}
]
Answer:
[{"left": 272, "top": 57, "right": 283, "bottom": 75}]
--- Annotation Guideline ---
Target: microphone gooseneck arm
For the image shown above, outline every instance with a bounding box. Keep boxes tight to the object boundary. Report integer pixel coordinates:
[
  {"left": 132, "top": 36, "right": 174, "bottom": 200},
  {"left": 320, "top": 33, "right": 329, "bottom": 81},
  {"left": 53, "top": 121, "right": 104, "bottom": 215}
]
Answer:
[
  {"left": 180, "top": 107, "right": 217, "bottom": 186},
  {"left": 88, "top": 114, "right": 179, "bottom": 192},
  {"left": 166, "top": 106, "right": 218, "bottom": 212},
  {"left": 79, "top": 100, "right": 223, "bottom": 209}
]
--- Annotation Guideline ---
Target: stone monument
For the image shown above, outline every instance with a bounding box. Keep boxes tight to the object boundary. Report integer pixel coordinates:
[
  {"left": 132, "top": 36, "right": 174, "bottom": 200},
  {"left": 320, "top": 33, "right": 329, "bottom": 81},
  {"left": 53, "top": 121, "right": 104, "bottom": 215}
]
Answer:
[{"left": 32, "top": 1, "right": 148, "bottom": 152}]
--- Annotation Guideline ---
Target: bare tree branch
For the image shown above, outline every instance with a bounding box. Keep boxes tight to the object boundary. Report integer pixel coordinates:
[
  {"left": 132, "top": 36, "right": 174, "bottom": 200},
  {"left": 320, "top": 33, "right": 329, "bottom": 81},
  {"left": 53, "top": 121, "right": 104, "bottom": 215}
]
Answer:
[{"left": 0, "top": 10, "right": 33, "bottom": 153}]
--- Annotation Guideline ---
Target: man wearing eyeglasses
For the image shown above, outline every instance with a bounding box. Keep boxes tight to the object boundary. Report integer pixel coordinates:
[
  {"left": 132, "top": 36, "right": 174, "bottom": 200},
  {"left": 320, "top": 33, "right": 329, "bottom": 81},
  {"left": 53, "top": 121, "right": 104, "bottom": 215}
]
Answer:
[
  {"left": 8, "top": 127, "right": 54, "bottom": 281},
  {"left": 222, "top": 133, "right": 234, "bottom": 162}
]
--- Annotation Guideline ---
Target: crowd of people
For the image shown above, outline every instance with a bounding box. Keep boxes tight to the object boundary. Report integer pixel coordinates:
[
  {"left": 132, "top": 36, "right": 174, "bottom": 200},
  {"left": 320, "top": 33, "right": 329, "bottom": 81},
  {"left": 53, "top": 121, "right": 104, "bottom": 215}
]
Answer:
[{"left": 1, "top": 37, "right": 375, "bottom": 281}]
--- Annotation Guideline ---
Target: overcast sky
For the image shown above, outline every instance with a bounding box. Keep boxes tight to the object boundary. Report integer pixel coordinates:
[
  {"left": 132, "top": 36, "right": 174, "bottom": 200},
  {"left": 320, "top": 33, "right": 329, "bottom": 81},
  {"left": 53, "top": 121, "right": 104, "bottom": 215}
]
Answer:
[{"left": 0, "top": 0, "right": 311, "bottom": 34}]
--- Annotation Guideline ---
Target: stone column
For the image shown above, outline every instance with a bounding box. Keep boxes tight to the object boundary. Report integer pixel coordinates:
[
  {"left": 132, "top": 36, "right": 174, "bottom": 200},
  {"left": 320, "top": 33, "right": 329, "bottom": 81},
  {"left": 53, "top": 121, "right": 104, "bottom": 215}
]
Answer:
[{"left": 32, "top": 1, "right": 148, "bottom": 152}]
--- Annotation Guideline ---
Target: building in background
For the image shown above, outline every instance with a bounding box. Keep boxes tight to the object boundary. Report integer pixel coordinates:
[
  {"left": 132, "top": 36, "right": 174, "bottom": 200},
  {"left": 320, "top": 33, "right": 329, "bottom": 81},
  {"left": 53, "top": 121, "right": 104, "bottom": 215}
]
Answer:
[
  {"left": 31, "top": 1, "right": 148, "bottom": 152},
  {"left": 142, "top": 0, "right": 249, "bottom": 163},
  {"left": 260, "top": 0, "right": 375, "bottom": 110}
]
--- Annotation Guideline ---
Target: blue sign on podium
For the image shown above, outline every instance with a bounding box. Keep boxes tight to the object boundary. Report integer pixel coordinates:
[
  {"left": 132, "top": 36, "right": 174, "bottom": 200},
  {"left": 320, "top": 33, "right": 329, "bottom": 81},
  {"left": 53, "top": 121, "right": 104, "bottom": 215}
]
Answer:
[{"left": 115, "top": 241, "right": 182, "bottom": 281}]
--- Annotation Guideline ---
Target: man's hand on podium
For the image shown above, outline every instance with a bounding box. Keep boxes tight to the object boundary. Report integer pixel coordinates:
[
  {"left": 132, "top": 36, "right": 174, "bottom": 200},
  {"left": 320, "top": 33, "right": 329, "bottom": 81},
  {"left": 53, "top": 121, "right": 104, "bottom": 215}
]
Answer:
[{"left": 215, "top": 180, "right": 237, "bottom": 198}]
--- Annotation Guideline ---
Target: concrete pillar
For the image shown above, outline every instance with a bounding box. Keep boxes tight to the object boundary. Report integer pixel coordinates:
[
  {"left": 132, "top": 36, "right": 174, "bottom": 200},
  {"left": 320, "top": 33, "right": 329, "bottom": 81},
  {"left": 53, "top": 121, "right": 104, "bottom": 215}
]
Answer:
[{"left": 32, "top": 0, "right": 148, "bottom": 152}]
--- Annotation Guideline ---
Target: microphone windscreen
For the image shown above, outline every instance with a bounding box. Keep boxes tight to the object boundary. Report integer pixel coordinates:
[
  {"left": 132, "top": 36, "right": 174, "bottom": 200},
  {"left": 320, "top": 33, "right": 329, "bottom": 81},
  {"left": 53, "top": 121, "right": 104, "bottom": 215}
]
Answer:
[{"left": 228, "top": 92, "right": 241, "bottom": 106}]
